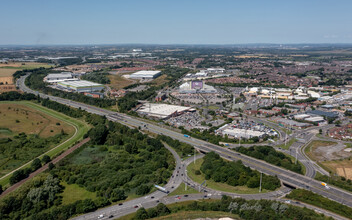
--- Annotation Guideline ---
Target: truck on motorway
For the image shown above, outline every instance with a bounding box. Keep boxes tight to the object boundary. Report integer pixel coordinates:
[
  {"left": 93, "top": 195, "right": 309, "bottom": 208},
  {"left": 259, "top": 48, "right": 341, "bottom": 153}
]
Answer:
[
  {"left": 154, "top": 185, "right": 169, "bottom": 193},
  {"left": 321, "top": 182, "right": 330, "bottom": 189},
  {"left": 184, "top": 134, "right": 190, "bottom": 138}
]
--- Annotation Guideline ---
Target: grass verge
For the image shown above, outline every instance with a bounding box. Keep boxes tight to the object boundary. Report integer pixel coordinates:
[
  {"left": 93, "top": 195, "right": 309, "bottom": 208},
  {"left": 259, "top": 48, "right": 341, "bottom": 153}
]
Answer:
[{"left": 168, "top": 183, "right": 199, "bottom": 196}]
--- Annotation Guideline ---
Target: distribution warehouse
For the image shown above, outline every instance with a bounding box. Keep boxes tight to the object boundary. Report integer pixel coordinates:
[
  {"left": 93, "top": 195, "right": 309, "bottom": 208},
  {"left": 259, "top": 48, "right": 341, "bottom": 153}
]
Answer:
[
  {"left": 128, "top": 70, "right": 161, "bottom": 79},
  {"left": 44, "top": 72, "right": 75, "bottom": 83},
  {"left": 57, "top": 80, "right": 104, "bottom": 92},
  {"left": 137, "top": 103, "right": 195, "bottom": 119}
]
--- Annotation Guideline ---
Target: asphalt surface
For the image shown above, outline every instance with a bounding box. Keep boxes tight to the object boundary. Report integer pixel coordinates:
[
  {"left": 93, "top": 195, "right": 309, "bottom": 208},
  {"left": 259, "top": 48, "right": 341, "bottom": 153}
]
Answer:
[{"left": 17, "top": 74, "right": 352, "bottom": 219}]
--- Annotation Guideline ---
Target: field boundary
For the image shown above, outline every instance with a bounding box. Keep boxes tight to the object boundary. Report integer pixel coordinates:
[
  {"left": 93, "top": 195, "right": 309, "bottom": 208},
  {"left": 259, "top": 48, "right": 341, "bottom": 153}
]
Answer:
[
  {"left": 0, "top": 137, "right": 90, "bottom": 198},
  {"left": 0, "top": 101, "right": 90, "bottom": 187}
]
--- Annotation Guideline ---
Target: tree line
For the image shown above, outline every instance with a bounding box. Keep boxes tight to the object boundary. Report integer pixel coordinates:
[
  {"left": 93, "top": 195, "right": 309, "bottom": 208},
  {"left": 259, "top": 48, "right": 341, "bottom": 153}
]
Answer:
[
  {"left": 133, "top": 195, "right": 329, "bottom": 220},
  {"left": 286, "top": 189, "right": 352, "bottom": 219},
  {"left": 235, "top": 146, "right": 303, "bottom": 174}
]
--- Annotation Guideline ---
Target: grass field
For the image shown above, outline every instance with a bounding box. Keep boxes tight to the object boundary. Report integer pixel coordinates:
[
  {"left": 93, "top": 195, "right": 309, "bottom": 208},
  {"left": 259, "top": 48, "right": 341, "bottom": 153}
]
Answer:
[
  {"left": 60, "top": 182, "right": 97, "bottom": 205},
  {"left": 0, "top": 101, "right": 90, "bottom": 187},
  {"left": 108, "top": 72, "right": 137, "bottom": 89},
  {"left": 187, "top": 158, "right": 270, "bottom": 194},
  {"left": 322, "top": 159, "right": 352, "bottom": 179},
  {"left": 0, "top": 103, "right": 75, "bottom": 138},
  {"left": 0, "top": 62, "right": 53, "bottom": 77},
  {"left": 168, "top": 182, "right": 199, "bottom": 196}
]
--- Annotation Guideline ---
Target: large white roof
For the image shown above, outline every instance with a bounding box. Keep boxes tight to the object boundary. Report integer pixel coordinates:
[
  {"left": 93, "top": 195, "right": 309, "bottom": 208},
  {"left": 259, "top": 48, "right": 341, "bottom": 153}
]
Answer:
[
  {"left": 58, "top": 80, "right": 103, "bottom": 88},
  {"left": 129, "top": 70, "right": 161, "bottom": 77},
  {"left": 137, "top": 103, "right": 192, "bottom": 119},
  {"left": 46, "top": 73, "right": 72, "bottom": 79}
]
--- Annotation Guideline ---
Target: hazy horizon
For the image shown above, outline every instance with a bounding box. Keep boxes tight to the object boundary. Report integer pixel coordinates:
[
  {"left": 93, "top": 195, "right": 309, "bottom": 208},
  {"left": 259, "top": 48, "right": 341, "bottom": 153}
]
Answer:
[{"left": 1, "top": 0, "right": 352, "bottom": 45}]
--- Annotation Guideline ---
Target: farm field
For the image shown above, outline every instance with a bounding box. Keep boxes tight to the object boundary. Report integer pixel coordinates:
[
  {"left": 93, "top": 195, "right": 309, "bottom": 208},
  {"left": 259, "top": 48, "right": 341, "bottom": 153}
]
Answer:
[
  {"left": 322, "top": 159, "right": 352, "bottom": 180},
  {"left": 0, "top": 101, "right": 90, "bottom": 187},
  {"left": 0, "top": 62, "right": 53, "bottom": 77}
]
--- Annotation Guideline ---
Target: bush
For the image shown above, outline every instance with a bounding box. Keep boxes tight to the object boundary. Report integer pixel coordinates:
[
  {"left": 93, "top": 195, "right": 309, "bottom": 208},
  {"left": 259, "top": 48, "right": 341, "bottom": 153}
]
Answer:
[
  {"left": 31, "top": 158, "right": 42, "bottom": 171},
  {"left": 41, "top": 155, "right": 51, "bottom": 164}
]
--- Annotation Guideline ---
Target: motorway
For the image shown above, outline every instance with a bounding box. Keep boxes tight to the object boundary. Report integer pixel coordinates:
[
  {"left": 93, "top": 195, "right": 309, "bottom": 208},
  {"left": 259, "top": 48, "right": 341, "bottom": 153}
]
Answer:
[{"left": 17, "top": 74, "right": 352, "bottom": 219}]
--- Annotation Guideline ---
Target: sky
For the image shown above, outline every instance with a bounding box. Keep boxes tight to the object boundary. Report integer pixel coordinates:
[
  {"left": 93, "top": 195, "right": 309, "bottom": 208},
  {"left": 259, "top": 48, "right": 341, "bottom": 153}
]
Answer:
[{"left": 1, "top": 0, "right": 352, "bottom": 45}]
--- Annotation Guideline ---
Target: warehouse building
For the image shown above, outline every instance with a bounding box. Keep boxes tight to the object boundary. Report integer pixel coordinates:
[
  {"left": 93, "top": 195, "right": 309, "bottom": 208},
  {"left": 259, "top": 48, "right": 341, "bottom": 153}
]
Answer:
[
  {"left": 128, "top": 70, "right": 161, "bottom": 79},
  {"left": 306, "top": 110, "right": 339, "bottom": 119},
  {"left": 222, "top": 128, "right": 265, "bottom": 139},
  {"left": 137, "top": 103, "right": 195, "bottom": 119},
  {"left": 44, "top": 72, "right": 75, "bottom": 83},
  {"left": 57, "top": 80, "right": 104, "bottom": 92}
]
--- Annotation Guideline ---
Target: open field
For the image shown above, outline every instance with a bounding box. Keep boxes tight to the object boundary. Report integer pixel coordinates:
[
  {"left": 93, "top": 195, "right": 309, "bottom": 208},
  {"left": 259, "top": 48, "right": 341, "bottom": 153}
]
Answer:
[
  {"left": 0, "top": 101, "right": 90, "bottom": 187},
  {"left": 108, "top": 72, "right": 137, "bottom": 89},
  {"left": 187, "top": 158, "right": 270, "bottom": 194},
  {"left": 60, "top": 182, "right": 97, "bottom": 205},
  {"left": 150, "top": 74, "right": 169, "bottom": 86},
  {"left": 0, "top": 62, "right": 53, "bottom": 77},
  {"left": 305, "top": 140, "right": 341, "bottom": 162},
  {"left": 322, "top": 159, "right": 352, "bottom": 180},
  {"left": 0, "top": 102, "right": 75, "bottom": 138}
]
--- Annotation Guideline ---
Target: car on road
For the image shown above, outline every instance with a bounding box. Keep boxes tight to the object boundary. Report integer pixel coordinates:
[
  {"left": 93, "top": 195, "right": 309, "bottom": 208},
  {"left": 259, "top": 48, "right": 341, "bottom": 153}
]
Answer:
[
  {"left": 156, "top": 200, "right": 160, "bottom": 203},
  {"left": 98, "top": 214, "right": 104, "bottom": 219},
  {"left": 118, "top": 203, "right": 123, "bottom": 206},
  {"left": 134, "top": 205, "right": 139, "bottom": 208},
  {"left": 108, "top": 215, "right": 114, "bottom": 218},
  {"left": 184, "top": 195, "right": 189, "bottom": 197},
  {"left": 151, "top": 196, "right": 154, "bottom": 199}
]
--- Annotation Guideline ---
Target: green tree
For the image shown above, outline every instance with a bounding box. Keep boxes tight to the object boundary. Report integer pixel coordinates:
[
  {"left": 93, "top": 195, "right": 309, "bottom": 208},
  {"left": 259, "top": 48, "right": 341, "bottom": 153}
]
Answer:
[
  {"left": 41, "top": 155, "right": 51, "bottom": 164},
  {"left": 31, "top": 158, "right": 42, "bottom": 171},
  {"left": 135, "top": 207, "right": 149, "bottom": 220}
]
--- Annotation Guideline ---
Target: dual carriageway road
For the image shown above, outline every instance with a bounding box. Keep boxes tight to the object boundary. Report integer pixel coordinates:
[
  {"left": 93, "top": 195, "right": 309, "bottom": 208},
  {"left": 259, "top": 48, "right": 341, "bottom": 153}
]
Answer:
[{"left": 17, "top": 74, "right": 352, "bottom": 219}]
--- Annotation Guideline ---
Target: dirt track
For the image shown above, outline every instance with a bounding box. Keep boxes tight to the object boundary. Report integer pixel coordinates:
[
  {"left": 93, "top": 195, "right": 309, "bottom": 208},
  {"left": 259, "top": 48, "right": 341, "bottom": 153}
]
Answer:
[{"left": 0, "top": 137, "right": 90, "bottom": 198}]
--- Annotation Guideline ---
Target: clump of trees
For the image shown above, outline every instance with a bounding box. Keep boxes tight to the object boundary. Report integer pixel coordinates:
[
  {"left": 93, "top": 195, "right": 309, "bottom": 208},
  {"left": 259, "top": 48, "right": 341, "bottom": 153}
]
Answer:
[
  {"left": 235, "top": 146, "right": 303, "bottom": 174},
  {"left": 157, "top": 135, "right": 194, "bottom": 157},
  {"left": 81, "top": 72, "right": 110, "bottom": 84},
  {"left": 200, "top": 152, "right": 280, "bottom": 190}
]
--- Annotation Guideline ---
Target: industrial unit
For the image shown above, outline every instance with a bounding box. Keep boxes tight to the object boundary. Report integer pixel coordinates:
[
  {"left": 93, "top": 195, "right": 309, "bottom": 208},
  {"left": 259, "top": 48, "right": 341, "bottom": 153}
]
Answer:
[
  {"left": 128, "top": 70, "right": 161, "bottom": 79},
  {"left": 57, "top": 80, "right": 104, "bottom": 92},
  {"left": 137, "top": 103, "right": 195, "bottom": 119},
  {"left": 44, "top": 72, "right": 75, "bottom": 83}
]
